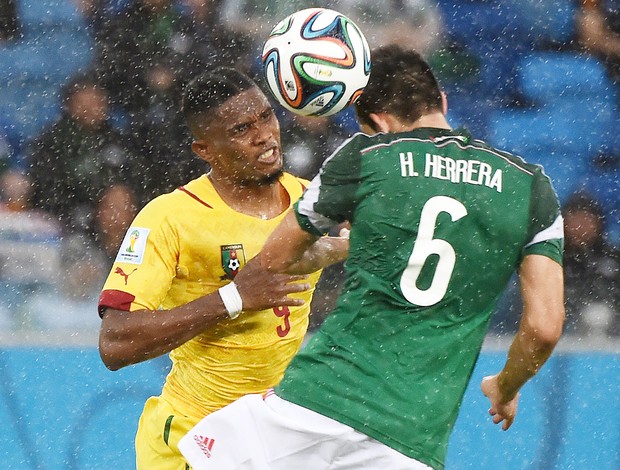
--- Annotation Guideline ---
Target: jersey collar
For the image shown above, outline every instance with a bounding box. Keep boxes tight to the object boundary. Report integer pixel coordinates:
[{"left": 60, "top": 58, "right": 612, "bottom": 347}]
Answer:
[{"left": 405, "top": 127, "right": 472, "bottom": 143}]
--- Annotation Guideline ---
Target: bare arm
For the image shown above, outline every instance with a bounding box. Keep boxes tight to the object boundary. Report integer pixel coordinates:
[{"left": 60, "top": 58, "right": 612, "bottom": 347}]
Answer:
[
  {"left": 259, "top": 210, "right": 349, "bottom": 274},
  {"left": 481, "top": 254, "right": 565, "bottom": 430},
  {"left": 99, "top": 259, "right": 310, "bottom": 370}
]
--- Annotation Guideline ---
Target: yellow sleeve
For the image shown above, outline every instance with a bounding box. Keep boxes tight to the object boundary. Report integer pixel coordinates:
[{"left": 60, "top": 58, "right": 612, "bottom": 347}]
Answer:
[{"left": 98, "top": 195, "right": 180, "bottom": 314}]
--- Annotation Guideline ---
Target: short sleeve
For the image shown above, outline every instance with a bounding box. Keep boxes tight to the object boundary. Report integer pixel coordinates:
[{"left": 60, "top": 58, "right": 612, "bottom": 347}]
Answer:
[
  {"left": 522, "top": 168, "right": 564, "bottom": 265},
  {"left": 295, "top": 133, "right": 367, "bottom": 234},
  {"left": 99, "top": 196, "right": 179, "bottom": 315}
]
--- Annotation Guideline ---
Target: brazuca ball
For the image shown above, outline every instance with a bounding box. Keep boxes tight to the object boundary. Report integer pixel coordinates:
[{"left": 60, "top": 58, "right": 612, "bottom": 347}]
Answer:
[{"left": 262, "top": 8, "right": 371, "bottom": 117}]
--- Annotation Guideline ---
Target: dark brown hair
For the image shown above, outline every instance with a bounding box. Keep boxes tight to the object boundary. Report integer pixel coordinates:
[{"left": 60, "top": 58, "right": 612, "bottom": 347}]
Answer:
[{"left": 355, "top": 45, "right": 443, "bottom": 130}]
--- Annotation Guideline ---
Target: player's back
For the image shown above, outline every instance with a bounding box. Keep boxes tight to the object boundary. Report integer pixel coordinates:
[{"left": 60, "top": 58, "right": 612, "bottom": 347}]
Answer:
[
  {"left": 345, "top": 128, "right": 557, "bottom": 317},
  {"left": 278, "top": 127, "right": 562, "bottom": 469}
]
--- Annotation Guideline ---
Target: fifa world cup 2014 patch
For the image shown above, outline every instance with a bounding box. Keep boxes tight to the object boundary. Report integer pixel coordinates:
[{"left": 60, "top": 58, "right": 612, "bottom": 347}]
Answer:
[{"left": 115, "top": 227, "right": 150, "bottom": 265}]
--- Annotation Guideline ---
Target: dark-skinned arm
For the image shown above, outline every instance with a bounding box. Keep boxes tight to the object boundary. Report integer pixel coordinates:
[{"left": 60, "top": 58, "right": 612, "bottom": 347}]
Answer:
[
  {"left": 258, "top": 210, "right": 349, "bottom": 274},
  {"left": 99, "top": 259, "right": 310, "bottom": 370}
]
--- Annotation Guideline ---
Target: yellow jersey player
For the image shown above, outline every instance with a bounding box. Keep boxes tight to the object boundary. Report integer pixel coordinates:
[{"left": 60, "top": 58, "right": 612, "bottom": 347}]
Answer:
[{"left": 98, "top": 67, "right": 348, "bottom": 470}]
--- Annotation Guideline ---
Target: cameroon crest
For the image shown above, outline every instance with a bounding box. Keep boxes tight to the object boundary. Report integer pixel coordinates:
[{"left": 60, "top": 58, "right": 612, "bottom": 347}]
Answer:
[{"left": 220, "top": 244, "right": 246, "bottom": 280}]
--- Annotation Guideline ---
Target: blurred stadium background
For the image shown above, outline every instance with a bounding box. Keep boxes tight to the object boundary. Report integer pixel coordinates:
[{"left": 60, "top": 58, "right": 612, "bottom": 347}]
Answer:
[{"left": 0, "top": 0, "right": 618, "bottom": 468}]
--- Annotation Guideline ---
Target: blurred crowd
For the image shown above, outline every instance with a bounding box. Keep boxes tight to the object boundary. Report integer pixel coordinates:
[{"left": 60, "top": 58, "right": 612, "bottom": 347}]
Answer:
[{"left": 0, "top": 0, "right": 618, "bottom": 338}]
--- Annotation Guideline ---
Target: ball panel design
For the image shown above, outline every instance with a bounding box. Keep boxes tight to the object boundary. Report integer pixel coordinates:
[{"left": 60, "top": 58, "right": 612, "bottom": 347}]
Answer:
[{"left": 261, "top": 8, "right": 371, "bottom": 117}]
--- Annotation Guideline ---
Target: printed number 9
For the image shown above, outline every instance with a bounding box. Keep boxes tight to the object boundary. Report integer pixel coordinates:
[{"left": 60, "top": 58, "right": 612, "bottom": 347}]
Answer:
[
  {"left": 273, "top": 306, "right": 291, "bottom": 337},
  {"left": 400, "top": 196, "right": 467, "bottom": 306}
]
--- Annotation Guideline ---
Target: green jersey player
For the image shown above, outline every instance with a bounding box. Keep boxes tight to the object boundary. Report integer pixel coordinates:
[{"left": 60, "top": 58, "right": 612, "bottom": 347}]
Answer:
[{"left": 178, "top": 45, "right": 565, "bottom": 470}]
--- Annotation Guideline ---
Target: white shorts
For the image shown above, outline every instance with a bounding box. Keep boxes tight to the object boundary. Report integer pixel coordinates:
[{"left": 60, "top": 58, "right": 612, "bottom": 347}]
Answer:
[{"left": 178, "top": 392, "right": 432, "bottom": 470}]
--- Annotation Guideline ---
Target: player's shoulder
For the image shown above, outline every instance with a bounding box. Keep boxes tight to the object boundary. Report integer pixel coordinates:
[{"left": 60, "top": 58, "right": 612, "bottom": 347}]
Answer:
[
  {"left": 133, "top": 192, "right": 178, "bottom": 229},
  {"left": 311, "top": 132, "right": 370, "bottom": 168},
  {"left": 141, "top": 188, "right": 183, "bottom": 212},
  {"left": 138, "top": 175, "right": 209, "bottom": 218},
  {"left": 341, "top": 131, "right": 374, "bottom": 152},
  {"left": 302, "top": 132, "right": 369, "bottom": 186},
  {"left": 280, "top": 171, "right": 311, "bottom": 193},
  {"left": 331, "top": 132, "right": 407, "bottom": 167},
  {"left": 470, "top": 138, "right": 549, "bottom": 178}
]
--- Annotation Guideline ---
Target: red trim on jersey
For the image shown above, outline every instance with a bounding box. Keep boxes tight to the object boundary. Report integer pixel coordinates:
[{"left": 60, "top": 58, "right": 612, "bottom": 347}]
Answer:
[
  {"left": 178, "top": 186, "right": 214, "bottom": 209},
  {"left": 98, "top": 289, "right": 136, "bottom": 317},
  {"left": 299, "top": 180, "right": 307, "bottom": 191}
]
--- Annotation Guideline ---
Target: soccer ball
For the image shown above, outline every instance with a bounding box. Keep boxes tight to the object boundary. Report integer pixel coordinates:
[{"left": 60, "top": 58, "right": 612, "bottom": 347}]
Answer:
[{"left": 261, "top": 8, "right": 371, "bottom": 117}]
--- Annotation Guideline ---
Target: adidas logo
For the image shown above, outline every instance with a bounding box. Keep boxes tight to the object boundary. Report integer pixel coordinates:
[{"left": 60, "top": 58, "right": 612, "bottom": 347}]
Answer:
[{"left": 194, "top": 435, "right": 215, "bottom": 458}]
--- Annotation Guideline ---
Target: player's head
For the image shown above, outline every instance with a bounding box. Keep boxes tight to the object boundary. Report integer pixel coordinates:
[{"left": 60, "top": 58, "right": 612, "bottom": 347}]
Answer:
[
  {"left": 562, "top": 191, "right": 605, "bottom": 249},
  {"left": 62, "top": 72, "right": 109, "bottom": 129},
  {"left": 355, "top": 44, "right": 443, "bottom": 132},
  {"left": 182, "top": 67, "right": 258, "bottom": 136},
  {"left": 181, "top": 67, "right": 283, "bottom": 186}
]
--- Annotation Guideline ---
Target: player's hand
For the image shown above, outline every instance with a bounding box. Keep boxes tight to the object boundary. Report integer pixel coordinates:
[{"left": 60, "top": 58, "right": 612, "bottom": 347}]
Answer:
[
  {"left": 233, "top": 256, "right": 310, "bottom": 311},
  {"left": 329, "top": 221, "right": 350, "bottom": 239},
  {"left": 481, "top": 375, "right": 520, "bottom": 431}
]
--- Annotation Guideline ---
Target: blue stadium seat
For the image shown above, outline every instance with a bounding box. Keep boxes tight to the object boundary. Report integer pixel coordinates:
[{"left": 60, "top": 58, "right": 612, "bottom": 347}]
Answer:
[
  {"left": 16, "top": 0, "right": 85, "bottom": 28},
  {"left": 438, "top": 1, "right": 524, "bottom": 47},
  {"left": 437, "top": 0, "right": 576, "bottom": 48},
  {"left": 0, "top": 29, "right": 94, "bottom": 86},
  {"left": 0, "top": 82, "right": 62, "bottom": 148},
  {"left": 487, "top": 108, "right": 554, "bottom": 155},
  {"left": 489, "top": 111, "right": 589, "bottom": 202},
  {"left": 554, "top": 97, "right": 617, "bottom": 154},
  {"left": 598, "top": 107, "right": 620, "bottom": 158},
  {"left": 446, "top": 90, "right": 493, "bottom": 140},
  {"left": 511, "top": 0, "right": 576, "bottom": 46},
  {"left": 529, "top": 152, "right": 589, "bottom": 204},
  {"left": 436, "top": 1, "right": 578, "bottom": 105},
  {"left": 584, "top": 165, "right": 620, "bottom": 246},
  {"left": 36, "top": 29, "right": 95, "bottom": 85},
  {"left": 487, "top": 100, "right": 614, "bottom": 158},
  {"left": 518, "top": 52, "right": 616, "bottom": 103},
  {"left": 0, "top": 43, "right": 47, "bottom": 84},
  {"left": 436, "top": 1, "right": 532, "bottom": 104},
  {"left": 0, "top": 14, "right": 94, "bottom": 149}
]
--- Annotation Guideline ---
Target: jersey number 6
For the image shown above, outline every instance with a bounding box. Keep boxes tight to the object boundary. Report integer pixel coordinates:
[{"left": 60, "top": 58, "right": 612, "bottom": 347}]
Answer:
[{"left": 400, "top": 196, "right": 467, "bottom": 307}]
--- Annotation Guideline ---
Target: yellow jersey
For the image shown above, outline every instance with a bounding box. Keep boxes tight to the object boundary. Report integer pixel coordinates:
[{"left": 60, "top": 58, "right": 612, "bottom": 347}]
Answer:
[{"left": 99, "top": 173, "right": 320, "bottom": 419}]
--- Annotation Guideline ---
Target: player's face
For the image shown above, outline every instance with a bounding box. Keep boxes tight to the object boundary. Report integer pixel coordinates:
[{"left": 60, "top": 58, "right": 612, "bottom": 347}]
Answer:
[{"left": 198, "top": 87, "right": 283, "bottom": 186}]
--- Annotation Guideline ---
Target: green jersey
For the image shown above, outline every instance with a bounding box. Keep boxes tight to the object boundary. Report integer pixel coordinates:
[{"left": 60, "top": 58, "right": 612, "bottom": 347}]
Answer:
[{"left": 276, "top": 128, "right": 563, "bottom": 470}]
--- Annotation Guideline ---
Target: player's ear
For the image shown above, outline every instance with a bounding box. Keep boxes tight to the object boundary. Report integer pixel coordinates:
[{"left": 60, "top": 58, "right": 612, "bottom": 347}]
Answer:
[
  {"left": 441, "top": 91, "right": 448, "bottom": 116},
  {"left": 368, "top": 112, "right": 390, "bottom": 133},
  {"left": 192, "top": 140, "right": 213, "bottom": 164}
]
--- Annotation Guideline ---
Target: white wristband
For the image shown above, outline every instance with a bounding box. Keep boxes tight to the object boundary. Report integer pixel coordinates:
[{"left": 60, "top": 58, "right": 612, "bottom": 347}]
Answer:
[{"left": 218, "top": 282, "right": 243, "bottom": 319}]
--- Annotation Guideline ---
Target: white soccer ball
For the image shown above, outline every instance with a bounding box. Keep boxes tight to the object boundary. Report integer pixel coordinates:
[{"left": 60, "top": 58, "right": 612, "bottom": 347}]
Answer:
[{"left": 261, "top": 8, "right": 371, "bottom": 117}]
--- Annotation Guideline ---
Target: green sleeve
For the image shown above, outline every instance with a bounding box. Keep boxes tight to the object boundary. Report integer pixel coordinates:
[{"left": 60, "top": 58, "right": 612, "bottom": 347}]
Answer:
[
  {"left": 523, "top": 239, "right": 563, "bottom": 266},
  {"left": 521, "top": 167, "right": 564, "bottom": 265},
  {"left": 294, "top": 134, "right": 367, "bottom": 234},
  {"left": 294, "top": 201, "right": 324, "bottom": 237}
]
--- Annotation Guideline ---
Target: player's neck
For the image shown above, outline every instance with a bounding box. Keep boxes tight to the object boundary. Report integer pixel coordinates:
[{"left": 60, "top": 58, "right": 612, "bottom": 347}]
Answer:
[
  {"left": 208, "top": 172, "right": 290, "bottom": 219},
  {"left": 404, "top": 112, "right": 451, "bottom": 132},
  {"left": 378, "top": 111, "right": 451, "bottom": 134}
]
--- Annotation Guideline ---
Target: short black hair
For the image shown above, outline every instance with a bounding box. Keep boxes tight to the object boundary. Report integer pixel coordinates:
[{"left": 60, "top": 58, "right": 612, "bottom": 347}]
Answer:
[
  {"left": 181, "top": 67, "right": 258, "bottom": 137},
  {"left": 355, "top": 45, "right": 443, "bottom": 129}
]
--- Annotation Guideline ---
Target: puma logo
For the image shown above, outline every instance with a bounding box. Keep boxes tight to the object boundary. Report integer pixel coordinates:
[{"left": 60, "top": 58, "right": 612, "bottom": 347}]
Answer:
[{"left": 115, "top": 267, "right": 137, "bottom": 285}]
